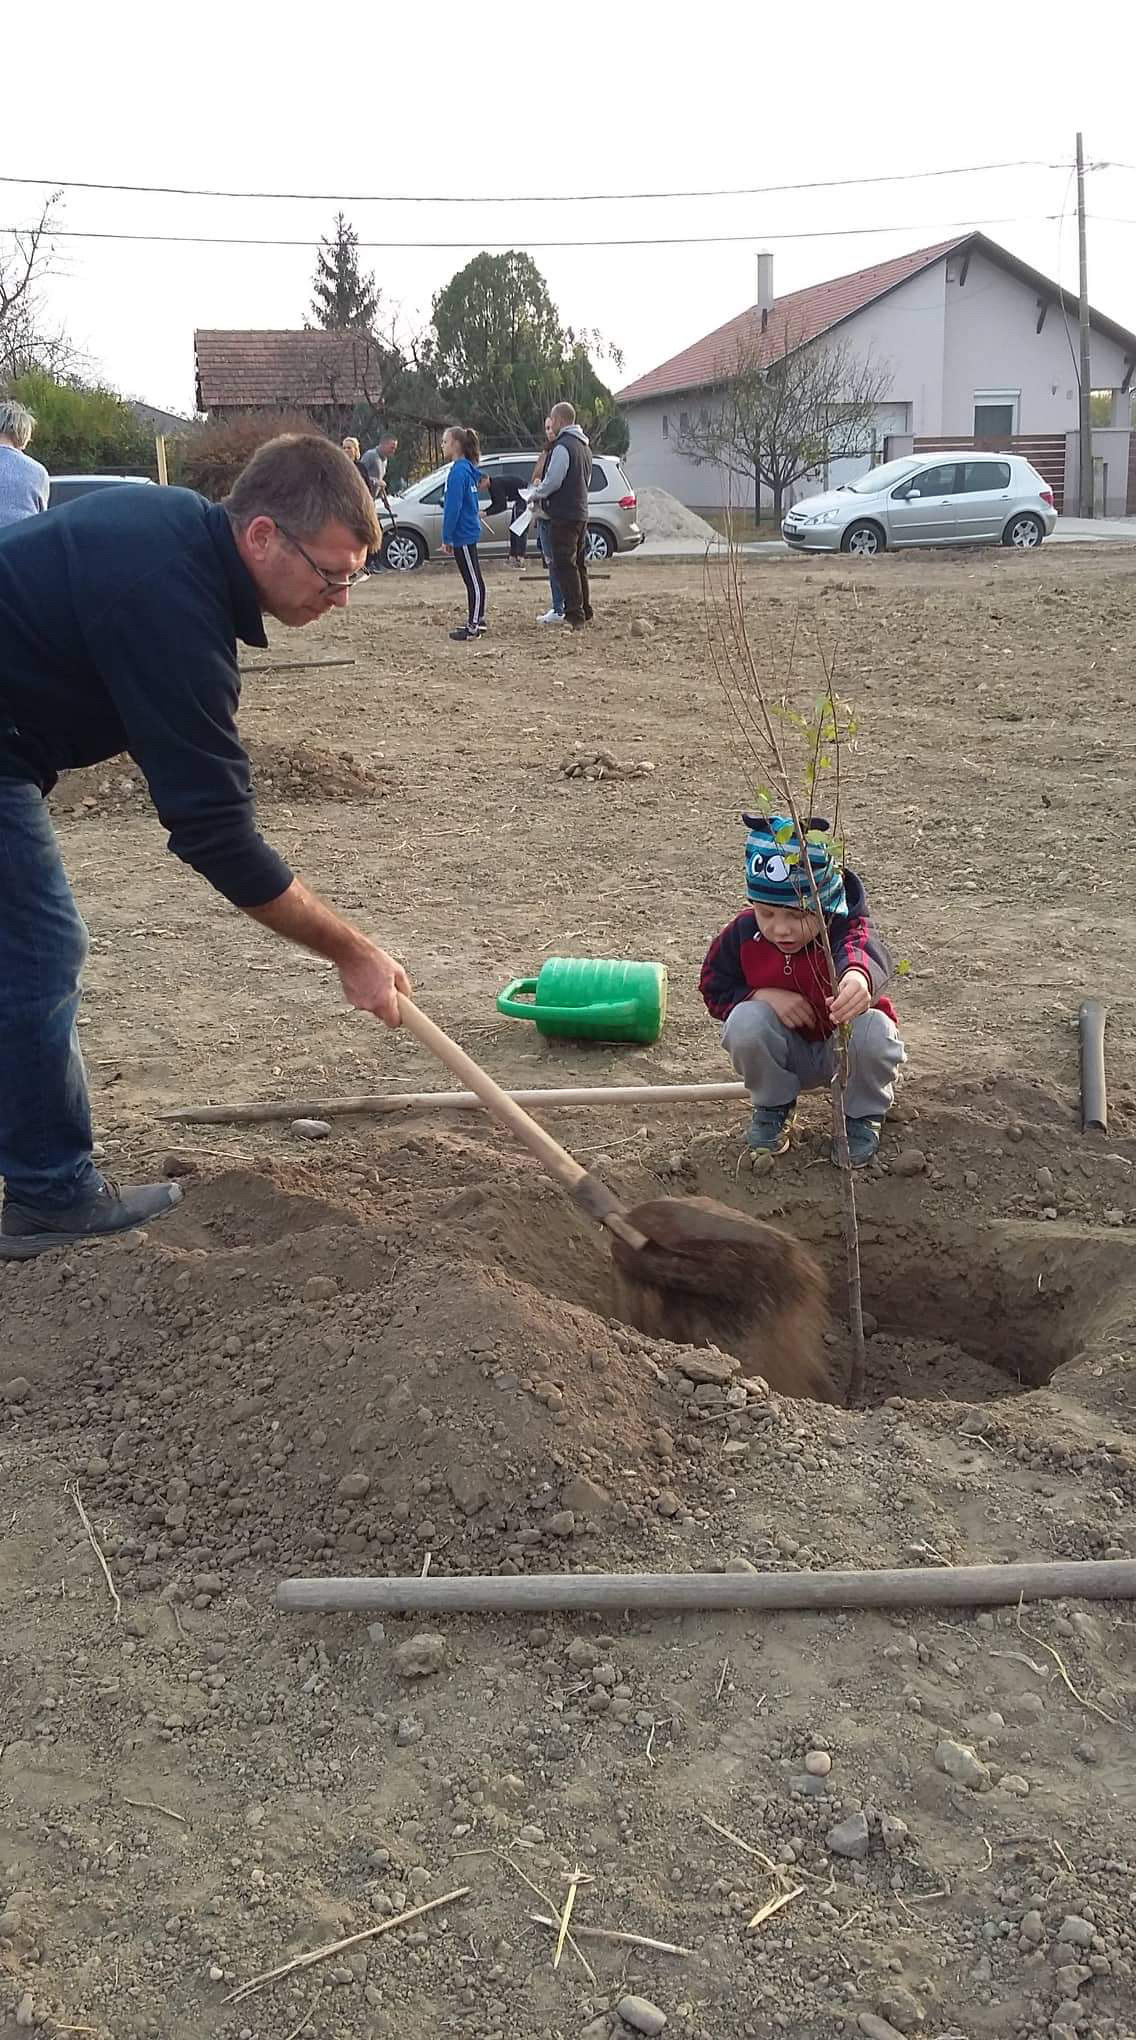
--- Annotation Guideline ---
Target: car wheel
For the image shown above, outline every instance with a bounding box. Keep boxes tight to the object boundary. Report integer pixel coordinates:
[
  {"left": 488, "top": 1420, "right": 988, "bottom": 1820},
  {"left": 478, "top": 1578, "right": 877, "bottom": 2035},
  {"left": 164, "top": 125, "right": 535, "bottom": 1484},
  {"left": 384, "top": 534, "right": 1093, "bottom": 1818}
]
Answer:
[
  {"left": 382, "top": 529, "right": 425, "bottom": 571},
  {"left": 1002, "top": 513, "right": 1044, "bottom": 549},
  {"left": 840, "top": 521, "right": 885, "bottom": 557},
  {"left": 585, "top": 524, "right": 614, "bottom": 563}
]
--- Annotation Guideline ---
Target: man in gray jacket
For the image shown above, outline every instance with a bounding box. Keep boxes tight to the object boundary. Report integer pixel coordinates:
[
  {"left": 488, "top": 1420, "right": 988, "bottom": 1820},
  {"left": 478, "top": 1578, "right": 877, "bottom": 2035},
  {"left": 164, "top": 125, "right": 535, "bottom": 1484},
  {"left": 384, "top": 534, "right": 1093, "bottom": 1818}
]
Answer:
[{"left": 528, "top": 401, "right": 593, "bottom": 630}]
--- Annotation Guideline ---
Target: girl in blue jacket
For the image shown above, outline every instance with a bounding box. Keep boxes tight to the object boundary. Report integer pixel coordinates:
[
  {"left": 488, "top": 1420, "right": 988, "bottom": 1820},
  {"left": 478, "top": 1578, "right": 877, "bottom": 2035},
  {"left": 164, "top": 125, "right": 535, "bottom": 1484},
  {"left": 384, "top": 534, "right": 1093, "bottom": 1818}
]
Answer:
[{"left": 441, "top": 426, "right": 487, "bottom": 640}]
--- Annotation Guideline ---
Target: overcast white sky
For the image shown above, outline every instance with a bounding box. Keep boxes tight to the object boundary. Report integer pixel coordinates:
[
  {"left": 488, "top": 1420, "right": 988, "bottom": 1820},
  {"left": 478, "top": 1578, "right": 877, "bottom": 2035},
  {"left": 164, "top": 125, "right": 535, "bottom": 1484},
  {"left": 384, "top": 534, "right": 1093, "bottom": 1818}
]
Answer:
[{"left": 8, "top": 5, "right": 1135, "bottom": 414}]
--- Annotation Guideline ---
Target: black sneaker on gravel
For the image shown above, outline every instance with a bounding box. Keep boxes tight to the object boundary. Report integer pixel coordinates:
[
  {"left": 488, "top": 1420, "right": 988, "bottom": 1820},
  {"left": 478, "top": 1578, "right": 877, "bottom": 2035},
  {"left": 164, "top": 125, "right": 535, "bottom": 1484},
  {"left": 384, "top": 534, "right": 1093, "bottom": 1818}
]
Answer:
[{"left": 0, "top": 1179, "right": 183, "bottom": 1260}]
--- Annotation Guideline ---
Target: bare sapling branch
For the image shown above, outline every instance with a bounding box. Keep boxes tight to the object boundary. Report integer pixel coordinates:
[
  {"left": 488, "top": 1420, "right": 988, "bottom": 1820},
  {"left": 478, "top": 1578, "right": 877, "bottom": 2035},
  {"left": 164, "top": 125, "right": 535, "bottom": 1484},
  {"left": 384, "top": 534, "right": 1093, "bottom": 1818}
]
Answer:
[{"left": 702, "top": 526, "right": 868, "bottom": 1401}]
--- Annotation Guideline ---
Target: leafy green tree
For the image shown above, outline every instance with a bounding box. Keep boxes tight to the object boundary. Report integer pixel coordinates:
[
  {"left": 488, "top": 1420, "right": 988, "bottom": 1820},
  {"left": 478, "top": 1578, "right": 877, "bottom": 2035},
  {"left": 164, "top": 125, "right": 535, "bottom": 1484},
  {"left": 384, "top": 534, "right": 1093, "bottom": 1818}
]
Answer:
[
  {"left": 310, "top": 213, "right": 379, "bottom": 331},
  {"left": 429, "top": 251, "right": 626, "bottom": 451},
  {"left": 8, "top": 372, "right": 153, "bottom": 474}
]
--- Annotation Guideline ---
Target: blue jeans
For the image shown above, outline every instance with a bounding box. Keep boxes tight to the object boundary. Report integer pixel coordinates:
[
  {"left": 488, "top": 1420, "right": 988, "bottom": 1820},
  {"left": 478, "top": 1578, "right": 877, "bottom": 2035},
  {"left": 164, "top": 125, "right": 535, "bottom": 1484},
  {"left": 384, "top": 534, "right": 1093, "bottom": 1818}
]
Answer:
[
  {"left": 0, "top": 777, "right": 99, "bottom": 1209},
  {"left": 538, "top": 520, "right": 564, "bottom": 615}
]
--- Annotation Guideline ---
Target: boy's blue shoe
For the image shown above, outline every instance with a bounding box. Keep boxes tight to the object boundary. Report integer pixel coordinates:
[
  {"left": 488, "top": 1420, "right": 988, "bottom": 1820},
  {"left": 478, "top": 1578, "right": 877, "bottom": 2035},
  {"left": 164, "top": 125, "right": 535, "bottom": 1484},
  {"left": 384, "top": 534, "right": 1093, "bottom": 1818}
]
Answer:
[
  {"left": 839, "top": 1116, "right": 882, "bottom": 1168},
  {"left": 746, "top": 1103, "right": 796, "bottom": 1156}
]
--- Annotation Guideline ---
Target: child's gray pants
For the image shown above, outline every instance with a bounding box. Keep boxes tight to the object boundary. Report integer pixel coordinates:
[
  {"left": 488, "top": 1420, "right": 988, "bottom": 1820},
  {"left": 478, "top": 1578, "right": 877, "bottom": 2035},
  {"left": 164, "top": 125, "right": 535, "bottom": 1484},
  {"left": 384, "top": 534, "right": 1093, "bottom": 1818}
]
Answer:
[{"left": 722, "top": 1000, "right": 905, "bottom": 1120}]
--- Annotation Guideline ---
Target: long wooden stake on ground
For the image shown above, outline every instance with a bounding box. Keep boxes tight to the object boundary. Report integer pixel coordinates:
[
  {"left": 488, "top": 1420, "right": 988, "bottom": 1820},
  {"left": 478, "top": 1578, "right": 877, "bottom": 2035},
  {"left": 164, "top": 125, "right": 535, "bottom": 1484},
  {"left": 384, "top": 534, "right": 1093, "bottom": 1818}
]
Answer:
[
  {"left": 276, "top": 1558, "right": 1136, "bottom": 1617},
  {"left": 161, "top": 1080, "right": 747, "bottom": 1125}
]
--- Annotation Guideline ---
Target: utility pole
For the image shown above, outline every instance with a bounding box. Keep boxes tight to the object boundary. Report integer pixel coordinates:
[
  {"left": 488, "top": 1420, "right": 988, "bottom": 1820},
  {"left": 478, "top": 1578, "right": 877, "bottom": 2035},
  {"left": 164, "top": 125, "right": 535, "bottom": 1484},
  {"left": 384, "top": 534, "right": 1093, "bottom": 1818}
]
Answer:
[{"left": 1076, "top": 132, "right": 1094, "bottom": 517}]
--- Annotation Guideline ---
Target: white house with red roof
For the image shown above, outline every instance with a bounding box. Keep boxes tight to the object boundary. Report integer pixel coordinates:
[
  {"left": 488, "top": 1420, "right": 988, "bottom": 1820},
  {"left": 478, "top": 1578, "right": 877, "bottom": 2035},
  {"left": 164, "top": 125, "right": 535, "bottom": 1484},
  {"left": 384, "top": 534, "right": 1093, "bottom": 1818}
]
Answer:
[{"left": 617, "top": 233, "right": 1136, "bottom": 517}]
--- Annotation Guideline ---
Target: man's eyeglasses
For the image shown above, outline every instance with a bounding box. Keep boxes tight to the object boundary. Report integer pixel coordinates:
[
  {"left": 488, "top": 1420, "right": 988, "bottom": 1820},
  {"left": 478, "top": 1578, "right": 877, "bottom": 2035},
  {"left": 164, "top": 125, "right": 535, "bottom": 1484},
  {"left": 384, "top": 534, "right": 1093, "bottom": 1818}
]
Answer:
[{"left": 276, "top": 522, "right": 367, "bottom": 591}]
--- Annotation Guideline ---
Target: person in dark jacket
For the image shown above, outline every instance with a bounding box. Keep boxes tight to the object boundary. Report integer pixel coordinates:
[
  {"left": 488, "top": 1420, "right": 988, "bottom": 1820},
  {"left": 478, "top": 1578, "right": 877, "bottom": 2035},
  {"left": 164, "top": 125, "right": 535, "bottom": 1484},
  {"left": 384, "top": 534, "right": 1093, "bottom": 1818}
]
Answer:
[
  {"left": 0, "top": 434, "right": 411, "bottom": 1257},
  {"left": 700, "top": 813, "right": 904, "bottom": 1166},
  {"left": 528, "top": 400, "right": 593, "bottom": 630}
]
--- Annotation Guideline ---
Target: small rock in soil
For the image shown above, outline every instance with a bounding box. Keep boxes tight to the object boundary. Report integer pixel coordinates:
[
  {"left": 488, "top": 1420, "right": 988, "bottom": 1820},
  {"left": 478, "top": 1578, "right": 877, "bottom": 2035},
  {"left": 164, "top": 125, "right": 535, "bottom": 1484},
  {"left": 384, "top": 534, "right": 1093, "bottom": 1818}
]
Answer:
[
  {"left": 617, "top": 1997, "right": 667, "bottom": 2036},
  {"left": 396, "top": 1715, "right": 422, "bottom": 1745},
  {"left": 160, "top": 1152, "right": 198, "bottom": 1177},
  {"left": 877, "top": 1987, "right": 924, "bottom": 2032},
  {"left": 935, "top": 1738, "right": 991, "bottom": 1791},
  {"left": 562, "top": 1474, "right": 610, "bottom": 1517},
  {"left": 394, "top": 1632, "right": 447, "bottom": 1679},
  {"left": 858, "top": 2017, "right": 907, "bottom": 2040},
  {"left": 547, "top": 1509, "right": 576, "bottom": 1537},
  {"left": 2, "top": 1377, "right": 31, "bottom": 1404},
  {"left": 891, "top": 1149, "right": 927, "bottom": 1178},
  {"left": 291, "top": 1118, "right": 332, "bottom": 1139},
  {"left": 567, "top": 1638, "right": 602, "bottom": 1668},
  {"left": 679, "top": 1350, "right": 739, "bottom": 1386},
  {"left": 827, "top": 1811, "right": 870, "bottom": 1860},
  {"left": 880, "top": 1813, "right": 910, "bottom": 1853},
  {"left": 1058, "top": 1915, "right": 1095, "bottom": 1949},
  {"left": 804, "top": 1749, "right": 832, "bottom": 1776},
  {"left": 14, "top": 1995, "right": 34, "bottom": 2028},
  {"left": 303, "top": 1275, "right": 339, "bottom": 1302},
  {"left": 656, "top": 1490, "right": 681, "bottom": 1517},
  {"left": 337, "top": 1472, "right": 371, "bottom": 1499}
]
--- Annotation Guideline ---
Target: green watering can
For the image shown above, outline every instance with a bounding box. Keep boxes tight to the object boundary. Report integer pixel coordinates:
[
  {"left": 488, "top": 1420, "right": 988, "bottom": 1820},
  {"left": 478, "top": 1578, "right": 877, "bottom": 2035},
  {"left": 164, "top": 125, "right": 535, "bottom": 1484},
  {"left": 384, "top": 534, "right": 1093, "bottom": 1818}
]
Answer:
[{"left": 496, "top": 956, "right": 668, "bottom": 1045}]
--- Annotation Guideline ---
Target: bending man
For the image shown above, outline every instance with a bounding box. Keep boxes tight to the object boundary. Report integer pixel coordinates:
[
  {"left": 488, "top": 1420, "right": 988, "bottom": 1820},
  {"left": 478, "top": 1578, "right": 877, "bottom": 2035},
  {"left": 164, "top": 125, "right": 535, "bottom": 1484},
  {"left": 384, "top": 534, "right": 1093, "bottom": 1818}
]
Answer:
[{"left": 0, "top": 434, "right": 410, "bottom": 1259}]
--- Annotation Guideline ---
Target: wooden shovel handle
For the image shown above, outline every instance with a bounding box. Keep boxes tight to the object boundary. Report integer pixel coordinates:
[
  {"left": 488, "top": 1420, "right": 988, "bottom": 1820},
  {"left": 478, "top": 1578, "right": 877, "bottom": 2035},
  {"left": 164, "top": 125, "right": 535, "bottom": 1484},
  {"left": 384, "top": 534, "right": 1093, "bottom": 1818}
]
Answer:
[
  {"left": 398, "top": 995, "right": 589, "bottom": 1193},
  {"left": 396, "top": 997, "right": 647, "bottom": 1250}
]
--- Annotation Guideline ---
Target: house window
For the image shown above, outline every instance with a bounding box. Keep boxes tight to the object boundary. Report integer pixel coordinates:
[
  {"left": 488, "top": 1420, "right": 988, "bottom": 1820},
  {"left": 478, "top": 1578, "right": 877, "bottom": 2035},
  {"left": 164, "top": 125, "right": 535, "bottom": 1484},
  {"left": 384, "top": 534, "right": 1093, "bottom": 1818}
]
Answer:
[
  {"left": 973, "top": 390, "right": 1019, "bottom": 436},
  {"left": 662, "top": 413, "right": 669, "bottom": 438},
  {"left": 679, "top": 411, "right": 689, "bottom": 432}
]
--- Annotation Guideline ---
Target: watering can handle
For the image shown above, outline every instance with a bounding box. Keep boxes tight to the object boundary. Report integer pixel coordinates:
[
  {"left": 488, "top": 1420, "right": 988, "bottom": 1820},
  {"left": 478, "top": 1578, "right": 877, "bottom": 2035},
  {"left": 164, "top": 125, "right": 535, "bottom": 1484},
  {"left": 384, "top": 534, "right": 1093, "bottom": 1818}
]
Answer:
[
  {"left": 496, "top": 977, "right": 640, "bottom": 1027},
  {"left": 496, "top": 977, "right": 539, "bottom": 1018}
]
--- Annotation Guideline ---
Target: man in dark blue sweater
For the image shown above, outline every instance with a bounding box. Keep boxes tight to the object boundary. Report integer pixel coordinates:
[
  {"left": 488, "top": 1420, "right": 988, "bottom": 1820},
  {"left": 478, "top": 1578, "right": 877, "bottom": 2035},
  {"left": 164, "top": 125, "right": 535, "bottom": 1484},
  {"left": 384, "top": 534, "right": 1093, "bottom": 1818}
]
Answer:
[{"left": 0, "top": 434, "right": 411, "bottom": 1259}]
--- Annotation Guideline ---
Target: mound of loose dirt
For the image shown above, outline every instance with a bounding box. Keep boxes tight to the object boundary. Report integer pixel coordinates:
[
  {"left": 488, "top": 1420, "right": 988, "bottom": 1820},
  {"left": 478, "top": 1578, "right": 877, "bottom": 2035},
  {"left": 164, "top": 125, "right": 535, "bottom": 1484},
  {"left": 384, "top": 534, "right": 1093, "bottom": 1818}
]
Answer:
[
  {"left": 635, "top": 486, "right": 719, "bottom": 544},
  {"left": 247, "top": 739, "right": 394, "bottom": 803},
  {"left": 49, "top": 741, "right": 393, "bottom": 818}
]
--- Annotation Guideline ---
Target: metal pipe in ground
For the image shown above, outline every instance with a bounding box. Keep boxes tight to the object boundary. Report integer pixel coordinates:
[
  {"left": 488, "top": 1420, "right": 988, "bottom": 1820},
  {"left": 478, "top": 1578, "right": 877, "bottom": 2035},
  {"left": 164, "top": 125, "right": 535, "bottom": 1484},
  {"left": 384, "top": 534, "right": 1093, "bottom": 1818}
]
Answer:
[{"left": 277, "top": 1558, "right": 1136, "bottom": 1618}]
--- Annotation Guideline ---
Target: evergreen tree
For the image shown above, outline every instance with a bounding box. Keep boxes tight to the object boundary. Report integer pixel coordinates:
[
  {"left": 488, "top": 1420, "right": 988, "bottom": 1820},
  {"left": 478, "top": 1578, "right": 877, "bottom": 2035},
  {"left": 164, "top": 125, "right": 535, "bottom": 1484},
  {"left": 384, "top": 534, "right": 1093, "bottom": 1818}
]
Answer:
[{"left": 310, "top": 214, "right": 379, "bottom": 331}]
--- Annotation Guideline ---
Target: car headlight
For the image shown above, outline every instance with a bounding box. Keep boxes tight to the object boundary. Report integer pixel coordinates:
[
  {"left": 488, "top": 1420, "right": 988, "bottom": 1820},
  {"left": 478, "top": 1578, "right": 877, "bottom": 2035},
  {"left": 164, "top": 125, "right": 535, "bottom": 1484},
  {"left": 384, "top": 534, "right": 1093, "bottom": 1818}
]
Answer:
[{"left": 804, "top": 508, "right": 842, "bottom": 526}]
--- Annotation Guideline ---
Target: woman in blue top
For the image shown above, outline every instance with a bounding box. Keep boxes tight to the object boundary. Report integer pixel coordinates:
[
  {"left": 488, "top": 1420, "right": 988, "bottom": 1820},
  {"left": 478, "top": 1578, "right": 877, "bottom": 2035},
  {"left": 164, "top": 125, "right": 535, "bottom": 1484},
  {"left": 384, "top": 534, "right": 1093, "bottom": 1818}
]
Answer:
[{"left": 441, "top": 425, "right": 487, "bottom": 641}]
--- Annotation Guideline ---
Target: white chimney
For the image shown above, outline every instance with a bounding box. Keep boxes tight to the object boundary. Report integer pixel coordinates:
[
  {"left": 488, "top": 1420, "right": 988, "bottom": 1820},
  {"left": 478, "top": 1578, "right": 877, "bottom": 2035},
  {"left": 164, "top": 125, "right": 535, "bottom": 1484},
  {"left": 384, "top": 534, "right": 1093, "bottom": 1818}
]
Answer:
[{"left": 756, "top": 251, "right": 774, "bottom": 321}]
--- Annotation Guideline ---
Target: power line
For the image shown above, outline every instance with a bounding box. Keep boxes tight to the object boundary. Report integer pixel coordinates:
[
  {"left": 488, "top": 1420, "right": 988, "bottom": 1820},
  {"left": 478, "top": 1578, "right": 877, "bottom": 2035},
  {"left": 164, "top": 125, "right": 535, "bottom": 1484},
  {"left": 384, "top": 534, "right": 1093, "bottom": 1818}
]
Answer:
[
  {"left": 0, "top": 159, "right": 1051, "bottom": 207},
  {"left": 0, "top": 213, "right": 1054, "bottom": 254}
]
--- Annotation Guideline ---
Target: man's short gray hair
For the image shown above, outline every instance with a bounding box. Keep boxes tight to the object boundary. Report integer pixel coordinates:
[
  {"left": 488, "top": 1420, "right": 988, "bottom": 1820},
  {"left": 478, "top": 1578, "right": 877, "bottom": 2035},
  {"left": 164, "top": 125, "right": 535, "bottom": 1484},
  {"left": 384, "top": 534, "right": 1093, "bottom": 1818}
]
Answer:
[
  {"left": 549, "top": 400, "right": 577, "bottom": 429},
  {"left": 0, "top": 400, "right": 36, "bottom": 450}
]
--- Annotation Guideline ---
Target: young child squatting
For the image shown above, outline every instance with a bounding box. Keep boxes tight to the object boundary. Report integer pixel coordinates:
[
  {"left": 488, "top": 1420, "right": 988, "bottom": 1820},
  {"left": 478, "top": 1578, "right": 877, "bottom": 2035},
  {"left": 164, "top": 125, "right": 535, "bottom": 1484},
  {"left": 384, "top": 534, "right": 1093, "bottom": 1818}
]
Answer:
[{"left": 700, "top": 814, "right": 905, "bottom": 1165}]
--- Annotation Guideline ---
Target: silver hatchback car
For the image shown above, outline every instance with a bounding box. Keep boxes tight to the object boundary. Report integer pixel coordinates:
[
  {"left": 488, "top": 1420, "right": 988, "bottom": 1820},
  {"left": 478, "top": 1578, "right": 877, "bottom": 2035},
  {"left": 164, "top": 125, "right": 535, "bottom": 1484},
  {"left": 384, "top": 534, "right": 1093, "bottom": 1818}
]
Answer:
[
  {"left": 782, "top": 452, "right": 1058, "bottom": 556},
  {"left": 378, "top": 448, "right": 643, "bottom": 571}
]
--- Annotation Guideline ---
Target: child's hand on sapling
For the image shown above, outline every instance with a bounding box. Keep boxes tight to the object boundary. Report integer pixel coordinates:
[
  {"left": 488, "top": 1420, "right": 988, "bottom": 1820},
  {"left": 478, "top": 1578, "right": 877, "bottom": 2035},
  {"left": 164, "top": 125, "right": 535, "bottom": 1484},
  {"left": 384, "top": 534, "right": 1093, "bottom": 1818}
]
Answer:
[{"left": 828, "top": 970, "right": 872, "bottom": 1024}]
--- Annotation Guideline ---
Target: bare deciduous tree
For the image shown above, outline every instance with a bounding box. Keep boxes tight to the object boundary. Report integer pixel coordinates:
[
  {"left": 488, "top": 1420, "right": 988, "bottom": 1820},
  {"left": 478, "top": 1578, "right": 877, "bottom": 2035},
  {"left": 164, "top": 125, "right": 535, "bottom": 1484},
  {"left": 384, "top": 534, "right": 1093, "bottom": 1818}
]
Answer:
[
  {"left": 676, "top": 323, "right": 892, "bottom": 525},
  {"left": 0, "top": 197, "right": 85, "bottom": 384}
]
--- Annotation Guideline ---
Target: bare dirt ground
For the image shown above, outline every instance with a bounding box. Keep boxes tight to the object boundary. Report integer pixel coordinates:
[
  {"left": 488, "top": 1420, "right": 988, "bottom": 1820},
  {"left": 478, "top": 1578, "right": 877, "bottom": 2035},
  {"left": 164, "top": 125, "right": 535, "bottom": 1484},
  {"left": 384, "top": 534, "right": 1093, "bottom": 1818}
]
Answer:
[{"left": 3, "top": 548, "right": 1136, "bottom": 2040}]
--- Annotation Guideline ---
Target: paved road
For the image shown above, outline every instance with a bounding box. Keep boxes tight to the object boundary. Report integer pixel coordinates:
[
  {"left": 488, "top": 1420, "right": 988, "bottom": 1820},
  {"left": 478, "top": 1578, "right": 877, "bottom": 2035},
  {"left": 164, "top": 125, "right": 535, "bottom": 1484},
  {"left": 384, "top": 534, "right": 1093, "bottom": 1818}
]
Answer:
[{"left": 636, "top": 515, "right": 1136, "bottom": 562}]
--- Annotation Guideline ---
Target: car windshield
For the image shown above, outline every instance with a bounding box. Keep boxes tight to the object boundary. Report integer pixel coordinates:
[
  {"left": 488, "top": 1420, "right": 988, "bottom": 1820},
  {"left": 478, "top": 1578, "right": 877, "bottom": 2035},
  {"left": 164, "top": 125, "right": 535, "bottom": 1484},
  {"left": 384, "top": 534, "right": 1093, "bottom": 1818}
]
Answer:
[
  {"left": 403, "top": 465, "right": 449, "bottom": 496},
  {"left": 846, "top": 459, "right": 921, "bottom": 495}
]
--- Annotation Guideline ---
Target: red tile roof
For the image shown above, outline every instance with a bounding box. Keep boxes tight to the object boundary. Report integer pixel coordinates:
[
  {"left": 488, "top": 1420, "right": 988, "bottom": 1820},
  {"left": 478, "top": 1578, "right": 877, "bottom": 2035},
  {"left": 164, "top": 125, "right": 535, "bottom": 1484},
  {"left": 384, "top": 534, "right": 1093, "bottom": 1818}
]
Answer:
[
  {"left": 616, "top": 238, "right": 966, "bottom": 404},
  {"left": 194, "top": 329, "right": 385, "bottom": 411}
]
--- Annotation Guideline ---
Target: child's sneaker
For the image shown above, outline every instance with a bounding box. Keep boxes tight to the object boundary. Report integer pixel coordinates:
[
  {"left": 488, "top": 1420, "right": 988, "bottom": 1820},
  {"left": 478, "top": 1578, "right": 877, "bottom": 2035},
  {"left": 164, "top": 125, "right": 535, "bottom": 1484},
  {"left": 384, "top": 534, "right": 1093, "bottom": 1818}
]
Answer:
[
  {"left": 449, "top": 626, "right": 479, "bottom": 641},
  {"left": 840, "top": 1116, "right": 882, "bottom": 1168},
  {"left": 746, "top": 1103, "right": 796, "bottom": 1156}
]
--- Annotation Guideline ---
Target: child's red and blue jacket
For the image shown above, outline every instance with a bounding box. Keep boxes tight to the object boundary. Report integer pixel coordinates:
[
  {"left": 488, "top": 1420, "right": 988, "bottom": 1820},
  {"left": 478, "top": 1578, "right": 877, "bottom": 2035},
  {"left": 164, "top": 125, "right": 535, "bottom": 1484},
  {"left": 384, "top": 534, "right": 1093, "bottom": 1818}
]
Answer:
[{"left": 699, "top": 871, "right": 898, "bottom": 1042}]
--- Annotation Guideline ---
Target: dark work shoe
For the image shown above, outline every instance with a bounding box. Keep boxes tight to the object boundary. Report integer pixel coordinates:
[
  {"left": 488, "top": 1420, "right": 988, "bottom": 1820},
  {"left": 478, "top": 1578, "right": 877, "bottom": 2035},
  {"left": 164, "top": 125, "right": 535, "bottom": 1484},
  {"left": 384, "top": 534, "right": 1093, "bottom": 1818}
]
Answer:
[
  {"left": 746, "top": 1104, "right": 796, "bottom": 1156},
  {"left": 0, "top": 1179, "right": 183, "bottom": 1260}
]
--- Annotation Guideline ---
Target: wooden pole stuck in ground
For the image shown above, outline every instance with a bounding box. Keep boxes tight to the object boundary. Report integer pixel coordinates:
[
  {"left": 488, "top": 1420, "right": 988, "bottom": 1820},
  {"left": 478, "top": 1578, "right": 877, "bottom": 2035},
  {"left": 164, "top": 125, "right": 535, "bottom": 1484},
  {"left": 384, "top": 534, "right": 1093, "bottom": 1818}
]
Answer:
[
  {"left": 161, "top": 1079, "right": 748, "bottom": 1125},
  {"left": 276, "top": 1558, "right": 1136, "bottom": 1618}
]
